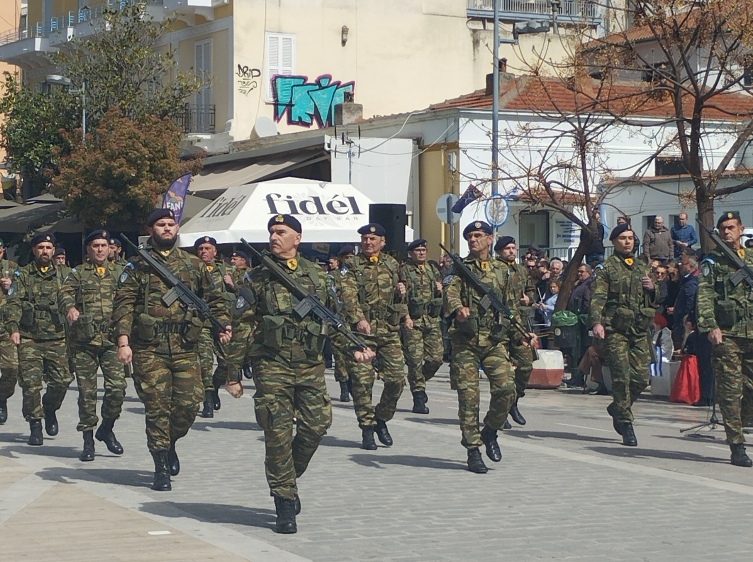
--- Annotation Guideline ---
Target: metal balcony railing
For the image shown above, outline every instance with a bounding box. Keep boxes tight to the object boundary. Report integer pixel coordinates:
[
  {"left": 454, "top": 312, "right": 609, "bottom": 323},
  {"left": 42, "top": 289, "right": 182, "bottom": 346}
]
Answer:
[
  {"left": 174, "top": 104, "right": 216, "bottom": 134},
  {"left": 467, "top": 0, "right": 600, "bottom": 22}
]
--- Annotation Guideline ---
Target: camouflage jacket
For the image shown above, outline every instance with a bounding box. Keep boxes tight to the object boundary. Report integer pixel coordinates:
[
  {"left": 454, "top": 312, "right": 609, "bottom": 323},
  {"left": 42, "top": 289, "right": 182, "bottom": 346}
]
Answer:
[
  {"left": 111, "top": 245, "right": 229, "bottom": 343},
  {"left": 444, "top": 254, "right": 523, "bottom": 345},
  {"left": 588, "top": 253, "right": 656, "bottom": 336},
  {"left": 203, "top": 259, "right": 237, "bottom": 325},
  {"left": 6, "top": 261, "right": 67, "bottom": 340},
  {"left": 696, "top": 246, "right": 753, "bottom": 338},
  {"left": 498, "top": 259, "right": 535, "bottom": 312},
  {"left": 59, "top": 260, "right": 120, "bottom": 347},
  {"left": 339, "top": 253, "right": 408, "bottom": 333},
  {"left": 0, "top": 258, "right": 20, "bottom": 333},
  {"left": 399, "top": 259, "right": 443, "bottom": 322}
]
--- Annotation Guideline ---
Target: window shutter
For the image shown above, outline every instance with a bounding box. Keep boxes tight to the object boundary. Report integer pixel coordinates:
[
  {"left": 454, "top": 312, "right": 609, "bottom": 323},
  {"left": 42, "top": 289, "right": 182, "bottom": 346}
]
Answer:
[{"left": 266, "top": 33, "right": 295, "bottom": 100}]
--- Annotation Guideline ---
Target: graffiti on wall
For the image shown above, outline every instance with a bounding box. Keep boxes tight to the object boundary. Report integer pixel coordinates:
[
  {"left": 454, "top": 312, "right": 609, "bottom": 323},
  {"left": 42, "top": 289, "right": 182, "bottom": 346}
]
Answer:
[
  {"left": 237, "top": 64, "right": 261, "bottom": 95},
  {"left": 272, "top": 74, "right": 355, "bottom": 128}
]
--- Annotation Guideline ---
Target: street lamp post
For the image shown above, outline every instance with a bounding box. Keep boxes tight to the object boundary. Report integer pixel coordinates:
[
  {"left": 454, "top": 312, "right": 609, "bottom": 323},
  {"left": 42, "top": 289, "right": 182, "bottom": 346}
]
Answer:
[{"left": 45, "top": 74, "right": 86, "bottom": 145}]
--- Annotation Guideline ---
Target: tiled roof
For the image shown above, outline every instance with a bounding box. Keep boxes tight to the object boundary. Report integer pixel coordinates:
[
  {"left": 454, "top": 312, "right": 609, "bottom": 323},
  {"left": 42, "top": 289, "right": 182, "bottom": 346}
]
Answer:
[{"left": 427, "top": 75, "right": 753, "bottom": 121}]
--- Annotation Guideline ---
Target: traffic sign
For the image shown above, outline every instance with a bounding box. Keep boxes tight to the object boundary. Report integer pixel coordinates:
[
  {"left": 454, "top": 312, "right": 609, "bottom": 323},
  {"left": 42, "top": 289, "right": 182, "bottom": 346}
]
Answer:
[
  {"left": 485, "top": 194, "right": 509, "bottom": 227},
  {"left": 436, "top": 193, "right": 461, "bottom": 224}
]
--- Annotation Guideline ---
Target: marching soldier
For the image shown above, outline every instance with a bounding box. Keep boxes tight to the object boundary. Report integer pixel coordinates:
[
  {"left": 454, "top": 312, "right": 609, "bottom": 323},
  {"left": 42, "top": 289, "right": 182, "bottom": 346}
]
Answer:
[
  {"left": 6, "top": 233, "right": 73, "bottom": 445},
  {"left": 59, "top": 229, "right": 126, "bottom": 461},
  {"left": 696, "top": 211, "right": 753, "bottom": 467},
  {"left": 590, "top": 223, "right": 656, "bottom": 447},
  {"left": 53, "top": 247, "right": 72, "bottom": 278},
  {"left": 0, "top": 238, "right": 19, "bottom": 424},
  {"left": 445, "top": 222, "right": 535, "bottom": 474},
  {"left": 112, "top": 209, "right": 231, "bottom": 491},
  {"left": 225, "top": 214, "right": 374, "bottom": 533},
  {"left": 400, "top": 238, "right": 444, "bottom": 414},
  {"left": 329, "top": 245, "right": 355, "bottom": 402},
  {"left": 339, "top": 223, "right": 408, "bottom": 450},
  {"left": 494, "top": 236, "right": 536, "bottom": 426},
  {"left": 108, "top": 237, "right": 127, "bottom": 273}
]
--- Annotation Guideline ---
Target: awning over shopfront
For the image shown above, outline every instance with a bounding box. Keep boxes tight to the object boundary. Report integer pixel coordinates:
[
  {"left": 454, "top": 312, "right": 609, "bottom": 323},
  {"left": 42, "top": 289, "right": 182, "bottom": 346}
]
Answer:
[
  {"left": 0, "top": 199, "right": 66, "bottom": 233},
  {"left": 178, "top": 178, "right": 412, "bottom": 246}
]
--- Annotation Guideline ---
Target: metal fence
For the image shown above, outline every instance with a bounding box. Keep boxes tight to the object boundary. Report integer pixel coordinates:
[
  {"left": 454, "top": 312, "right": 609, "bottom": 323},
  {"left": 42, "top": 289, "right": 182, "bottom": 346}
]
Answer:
[
  {"left": 173, "top": 104, "right": 216, "bottom": 134},
  {"left": 467, "top": 0, "right": 599, "bottom": 20}
]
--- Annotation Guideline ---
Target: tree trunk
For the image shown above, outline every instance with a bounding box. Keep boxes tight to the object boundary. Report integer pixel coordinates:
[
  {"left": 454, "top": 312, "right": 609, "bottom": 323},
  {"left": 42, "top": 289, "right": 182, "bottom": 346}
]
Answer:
[
  {"left": 554, "top": 240, "right": 589, "bottom": 312},
  {"left": 696, "top": 185, "right": 715, "bottom": 254}
]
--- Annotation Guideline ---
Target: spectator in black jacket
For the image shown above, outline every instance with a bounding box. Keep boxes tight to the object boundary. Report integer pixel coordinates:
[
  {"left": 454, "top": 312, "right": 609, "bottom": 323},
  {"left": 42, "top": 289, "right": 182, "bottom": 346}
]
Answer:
[{"left": 672, "top": 252, "right": 699, "bottom": 351}]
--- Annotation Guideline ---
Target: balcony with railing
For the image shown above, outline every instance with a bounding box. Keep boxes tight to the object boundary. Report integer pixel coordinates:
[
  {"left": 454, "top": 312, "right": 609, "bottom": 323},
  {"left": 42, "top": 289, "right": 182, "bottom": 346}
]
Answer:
[
  {"left": 174, "top": 103, "right": 216, "bottom": 134},
  {"left": 467, "top": 0, "right": 600, "bottom": 24}
]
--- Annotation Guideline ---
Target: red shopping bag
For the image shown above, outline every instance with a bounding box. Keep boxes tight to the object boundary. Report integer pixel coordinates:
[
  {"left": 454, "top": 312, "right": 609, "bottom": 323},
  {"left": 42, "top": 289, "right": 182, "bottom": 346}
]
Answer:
[{"left": 670, "top": 355, "right": 701, "bottom": 404}]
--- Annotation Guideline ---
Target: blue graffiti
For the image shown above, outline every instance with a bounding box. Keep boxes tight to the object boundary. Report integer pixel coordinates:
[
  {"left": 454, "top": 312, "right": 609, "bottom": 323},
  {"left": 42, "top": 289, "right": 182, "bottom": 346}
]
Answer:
[{"left": 272, "top": 74, "right": 355, "bottom": 128}]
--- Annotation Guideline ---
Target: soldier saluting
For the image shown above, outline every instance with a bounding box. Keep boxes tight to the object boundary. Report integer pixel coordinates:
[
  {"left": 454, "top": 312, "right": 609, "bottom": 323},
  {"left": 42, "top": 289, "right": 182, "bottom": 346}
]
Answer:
[{"left": 112, "top": 209, "right": 231, "bottom": 491}]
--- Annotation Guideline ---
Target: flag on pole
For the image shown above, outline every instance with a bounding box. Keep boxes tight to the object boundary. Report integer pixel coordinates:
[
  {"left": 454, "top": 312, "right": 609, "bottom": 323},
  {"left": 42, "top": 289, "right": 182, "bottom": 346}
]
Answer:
[
  {"left": 162, "top": 173, "right": 192, "bottom": 224},
  {"left": 451, "top": 184, "right": 484, "bottom": 213}
]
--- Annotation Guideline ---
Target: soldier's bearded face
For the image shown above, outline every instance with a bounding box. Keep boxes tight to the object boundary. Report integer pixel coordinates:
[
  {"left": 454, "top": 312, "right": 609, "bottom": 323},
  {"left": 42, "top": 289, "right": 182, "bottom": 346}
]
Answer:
[
  {"left": 33, "top": 242, "right": 54, "bottom": 264},
  {"left": 150, "top": 219, "right": 178, "bottom": 249},
  {"left": 360, "top": 234, "right": 385, "bottom": 257},
  {"left": 718, "top": 219, "right": 744, "bottom": 246},
  {"left": 196, "top": 242, "right": 217, "bottom": 264},
  {"left": 88, "top": 239, "right": 109, "bottom": 265},
  {"left": 613, "top": 231, "right": 635, "bottom": 253},
  {"left": 499, "top": 243, "right": 517, "bottom": 262}
]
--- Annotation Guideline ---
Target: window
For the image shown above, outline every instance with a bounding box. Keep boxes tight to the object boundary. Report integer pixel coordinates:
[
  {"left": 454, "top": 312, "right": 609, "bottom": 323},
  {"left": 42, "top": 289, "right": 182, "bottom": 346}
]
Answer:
[
  {"left": 195, "top": 39, "right": 212, "bottom": 132},
  {"left": 655, "top": 157, "right": 688, "bottom": 176},
  {"left": 519, "top": 211, "right": 550, "bottom": 249},
  {"left": 266, "top": 33, "right": 296, "bottom": 100}
]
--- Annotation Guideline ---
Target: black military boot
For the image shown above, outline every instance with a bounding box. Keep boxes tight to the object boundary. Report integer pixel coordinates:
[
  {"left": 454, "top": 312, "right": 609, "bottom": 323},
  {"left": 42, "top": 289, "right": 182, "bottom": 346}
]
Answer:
[
  {"left": 361, "top": 426, "right": 377, "bottom": 450},
  {"left": 607, "top": 403, "right": 623, "bottom": 436},
  {"left": 509, "top": 400, "right": 526, "bottom": 426},
  {"left": 273, "top": 496, "right": 297, "bottom": 534},
  {"left": 346, "top": 378, "right": 353, "bottom": 398},
  {"left": 374, "top": 418, "right": 393, "bottom": 446},
  {"left": 80, "top": 430, "right": 95, "bottom": 462},
  {"left": 28, "top": 420, "right": 43, "bottom": 446},
  {"left": 467, "top": 447, "right": 488, "bottom": 474},
  {"left": 480, "top": 425, "right": 502, "bottom": 462},
  {"left": 168, "top": 442, "right": 180, "bottom": 476},
  {"left": 503, "top": 420, "right": 512, "bottom": 430},
  {"left": 95, "top": 418, "right": 124, "bottom": 455},
  {"left": 730, "top": 443, "right": 753, "bottom": 467},
  {"left": 212, "top": 380, "right": 222, "bottom": 410},
  {"left": 151, "top": 451, "right": 172, "bottom": 491},
  {"left": 295, "top": 496, "right": 301, "bottom": 515},
  {"left": 621, "top": 423, "right": 638, "bottom": 447},
  {"left": 200, "top": 390, "right": 214, "bottom": 418},
  {"left": 0, "top": 400, "right": 8, "bottom": 424},
  {"left": 411, "top": 391, "right": 429, "bottom": 414},
  {"left": 339, "top": 381, "right": 350, "bottom": 402},
  {"left": 43, "top": 408, "right": 58, "bottom": 436}
]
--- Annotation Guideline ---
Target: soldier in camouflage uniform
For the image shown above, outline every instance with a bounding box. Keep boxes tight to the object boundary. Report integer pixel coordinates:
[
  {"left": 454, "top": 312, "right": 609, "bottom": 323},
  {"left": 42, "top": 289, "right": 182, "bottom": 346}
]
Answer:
[
  {"left": 112, "top": 209, "right": 231, "bottom": 491},
  {"left": 53, "top": 247, "right": 72, "bottom": 279},
  {"left": 194, "top": 236, "right": 235, "bottom": 418},
  {"left": 327, "top": 245, "right": 355, "bottom": 402},
  {"left": 590, "top": 223, "right": 656, "bottom": 447},
  {"left": 494, "top": 236, "right": 536, "bottom": 426},
  {"left": 6, "top": 233, "right": 73, "bottom": 445},
  {"left": 445, "top": 221, "right": 536, "bottom": 474},
  {"left": 339, "top": 223, "right": 409, "bottom": 450},
  {"left": 696, "top": 211, "right": 753, "bottom": 467},
  {"left": 59, "top": 229, "right": 126, "bottom": 462},
  {"left": 400, "top": 238, "right": 444, "bottom": 414},
  {"left": 225, "top": 214, "right": 374, "bottom": 534},
  {"left": 108, "top": 237, "right": 128, "bottom": 274},
  {"left": 227, "top": 250, "right": 253, "bottom": 381},
  {"left": 0, "top": 238, "right": 20, "bottom": 425}
]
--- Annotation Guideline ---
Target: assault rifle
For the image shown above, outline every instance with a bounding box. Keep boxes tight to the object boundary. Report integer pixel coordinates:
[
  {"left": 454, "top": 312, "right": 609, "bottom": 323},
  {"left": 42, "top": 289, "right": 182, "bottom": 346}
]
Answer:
[
  {"left": 696, "top": 219, "right": 753, "bottom": 289},
  {"left": 121, "top": 235, "right": 227, "bottom": 333},
  {"left": 240, "top": 239, "right": 370, "bottom": 351},
  {"left": 440, "top": 243, "right": 538, "bottom": 358}
]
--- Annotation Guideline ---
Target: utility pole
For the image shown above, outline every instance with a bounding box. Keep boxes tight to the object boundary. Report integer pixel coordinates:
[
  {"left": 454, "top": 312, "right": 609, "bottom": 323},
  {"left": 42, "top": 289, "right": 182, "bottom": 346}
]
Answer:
[{"left": 492, "top": 0, "right": 499, "bottom": 198}]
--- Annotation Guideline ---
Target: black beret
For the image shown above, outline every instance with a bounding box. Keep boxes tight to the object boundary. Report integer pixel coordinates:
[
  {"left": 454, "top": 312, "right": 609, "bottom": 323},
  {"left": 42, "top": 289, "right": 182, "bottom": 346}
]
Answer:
[
  {"left": 717, "top": 211, "right": 741, "bottom": 228},
  {"left": 146, "top": 208, "right": 175, "bottom": 227},
  {"left": 267, "top": 213, "right": 302, "bottom": 234},
  {"left": 609, "top": 223, "right": 633, "bottom": 241},
  {"left": 53, "top": 247, "right": 66, "bottom": 257},
  {"left": 30, "top": 233, "right": 56, "bottom": 247},
  {"left": 338, "top": 244, "right": 355, "bottom": 257},
  {"left": 232, "top": 250, "right": 249, "bottom": 261},
  {"left": 357, "top": 223, "right": 386, "bottom": 237},
  {"left": 494, "top": 236, "right": 515, "bottom": 252},
  {"left": 462, "top": 221, "right": 493, "bottom": 239},
  {"left": 194, "top": 236, "right": 217, "bottom": 249},
  {"left": 407, "top": 238, "right": 427, "bottom": 251},
  {"left": 110, "top": 238, "right": 122, "bottom": 247},
  {"left": 85, "top": 229, "right": 110, "bottom": 246}
]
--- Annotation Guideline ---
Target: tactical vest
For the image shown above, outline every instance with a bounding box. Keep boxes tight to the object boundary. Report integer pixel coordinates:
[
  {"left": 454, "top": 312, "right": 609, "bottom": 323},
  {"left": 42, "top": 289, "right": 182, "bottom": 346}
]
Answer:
[
  {"left": 67, "top": 262, "right": 118, "bottom": 344},
  {"left": 403, "top": 261, "right": 443, "bottom": 319},
  {"left": 18, "top": 263, "right": 66, "bottom": 340},
  {"left": 702, "top": 249, "right": 753, "bottom": 337},
  {"left": 351, "top": 254, "right": 403, "bottom": 328},
  {"left": 598, "top": 255, "right": 654, "bottom": 335}
]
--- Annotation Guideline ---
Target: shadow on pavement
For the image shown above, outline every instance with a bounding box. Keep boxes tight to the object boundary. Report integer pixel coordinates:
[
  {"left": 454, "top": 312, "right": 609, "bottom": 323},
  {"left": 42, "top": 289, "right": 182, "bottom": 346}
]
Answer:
[
  {"left": 320, "top": 435, "right": 362, "bottom": 449},
  {"left": 0, "top": 432, "right": 29, "bottom": 445},
  {"left": 0, "top": 444, "right": 82, "bottom": 460},
  {"left": 123, "top": 406, "right": 146, "bottom": 415},
  {"left": 503, "top": 430, "right": 616, "bottom": 444},
  {"left": 349, "top": 453, "right": 466, "bottom": 471},
  {"left": 403, "top": 417, "right": 458, "bottom": 426},
  {"left": 140, "top": 501, "right": 275, "bottom": 531},
  {"left": 191, "top": 420, "right": 259, "bottom": 432},
  {"left": 588, "top": 446, "right": 728, "bottom": 464},
  {"left": 33, "top": 465, "right": 153, "bottom": 488}
]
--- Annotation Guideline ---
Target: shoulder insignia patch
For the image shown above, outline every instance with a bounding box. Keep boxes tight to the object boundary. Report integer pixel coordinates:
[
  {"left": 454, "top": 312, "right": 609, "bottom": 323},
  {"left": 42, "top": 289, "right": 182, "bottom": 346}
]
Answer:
[
  {"left": 340, "top": 265, "right": 349, "bottom": 275},
  {"left": 700, "top": 259, "right": 713, "bottom": 278},
  {"left": 235, "top": 295, "right": 247, "bottom": 309}
]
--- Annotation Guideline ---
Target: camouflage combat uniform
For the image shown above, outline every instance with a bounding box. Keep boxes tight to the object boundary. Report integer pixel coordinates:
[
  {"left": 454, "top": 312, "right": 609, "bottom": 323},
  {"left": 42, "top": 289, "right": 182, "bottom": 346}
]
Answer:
[
  {"left": 444, "top": 256, "right": 520, "bottom": 448},
  {"left": 400, "top": 260, "right": 443, "bottom": 395},
  {"left": 0, "top": 257, "right": 20, "bottom": 411},
  {"left": 327, "top": 265, "right": 350, "bottom": 385},
  {"left": 111, "top": 245, "right": 228, "bottom": 453},
  {"left": 696, "top": 247, "right": 753, "bottom": 446},
  {"left": 59, "top": 260, "right": 124, "bottom": 432},
  {"left": 231, "top": 253, "right": 333, "bottom": 502},
  {"left": 589, "top": 253, "right": 655, "bottom": 423},
  {"left": 198, "top": 259, "right": 235, "bottom": 393},
  {"left": 500, "top": 257, "right": 536, "bottom": 402},
  {"left": 340, "top": 253, "right": 407, "bottom": 429},
  {"left": 5, "top": 261, "right": 73, "bottom": 422}
]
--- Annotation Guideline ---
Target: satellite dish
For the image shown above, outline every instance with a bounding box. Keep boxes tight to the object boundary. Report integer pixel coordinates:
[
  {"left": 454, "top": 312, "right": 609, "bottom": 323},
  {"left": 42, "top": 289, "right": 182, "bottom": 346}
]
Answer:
[{"left": 250, "top": 116, "right": 278, "bottom": 139}]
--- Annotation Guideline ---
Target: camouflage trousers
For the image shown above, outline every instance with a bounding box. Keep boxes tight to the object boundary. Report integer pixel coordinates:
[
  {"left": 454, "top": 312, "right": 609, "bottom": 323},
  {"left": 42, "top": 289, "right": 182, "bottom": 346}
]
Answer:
[
  {"left": 71, "top": 342, "right": 126, "bottom": 432},
  {"left": 401, "top": 317, "right": 443, "bottom": 393},
  {"left": 0, "top": 334, "right": 19, "bottom": 401},
  {"left": 346, "top": 329, "right": 405, "bottom": 427},
  {"left": 131, "top": 339, "right": 203, "bottom": 452},
  {"left": 509, "top": 340, "right": 534, "bottom": 399},
  {"left": 198, "top": 329, "right": 228, "bottom": 391},
  {"left": 18, "top": 337, "right": 73, "bottom": 421},
  {"left": 333, "top": 345, "right": 348, "bottom": 383},
  {"left": 451, "top": 336, "right": 516, "bottom": 448},
  {"left": 253, "top": 358, "right": 332, "bottom": 501},
  {"left": 605, "top": 332, "right": 650, "bottom": 423},
  {"left": 711, "top": 336, "right": 753, "bottom": 445},
  {"left": 225, "top": 321, "right": 254, "bottom": 382}
]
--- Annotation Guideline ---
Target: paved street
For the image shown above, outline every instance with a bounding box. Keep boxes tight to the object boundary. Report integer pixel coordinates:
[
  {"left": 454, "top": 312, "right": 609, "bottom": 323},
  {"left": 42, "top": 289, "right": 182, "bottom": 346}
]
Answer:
[{"left": 1, "top": 364, "right": 753, "bottom": 561}]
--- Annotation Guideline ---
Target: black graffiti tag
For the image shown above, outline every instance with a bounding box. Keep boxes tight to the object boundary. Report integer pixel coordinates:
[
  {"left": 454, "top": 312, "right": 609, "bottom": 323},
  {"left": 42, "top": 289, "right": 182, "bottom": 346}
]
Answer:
[{"left": 237, "top": 65, "right": 261, "bottom": 96}]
